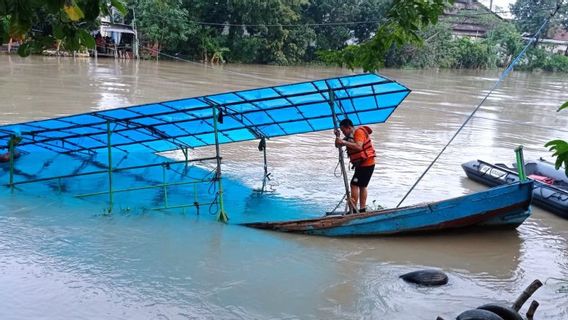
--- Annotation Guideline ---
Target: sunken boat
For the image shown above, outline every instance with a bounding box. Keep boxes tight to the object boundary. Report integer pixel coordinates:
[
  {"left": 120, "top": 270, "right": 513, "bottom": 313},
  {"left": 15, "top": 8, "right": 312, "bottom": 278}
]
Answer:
[{"left": 1, "top": 73, "right": 534, "bottom": 236}]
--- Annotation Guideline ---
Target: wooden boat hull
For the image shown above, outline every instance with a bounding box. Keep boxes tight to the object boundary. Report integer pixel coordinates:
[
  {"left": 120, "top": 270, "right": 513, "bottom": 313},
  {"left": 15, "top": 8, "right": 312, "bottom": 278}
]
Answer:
[
  {"left": 243, "top": 181, "right": 533, "bottom": 237},
  {"left": 462, "top": 159, "right": 568, "bottom": 219}
]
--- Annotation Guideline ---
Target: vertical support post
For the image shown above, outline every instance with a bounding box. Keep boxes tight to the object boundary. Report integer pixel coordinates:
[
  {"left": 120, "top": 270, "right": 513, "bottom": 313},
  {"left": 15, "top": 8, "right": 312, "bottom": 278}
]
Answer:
[
  {"left": 182, "top": 147, "right": 189, "bottom": 167},
  {"left": 8, "top": 137, "right": 15, "bottom": 192},
  {"left": 258, "top": 137, "right": 269, "bottom": 193},
  {"left": 212, "top": 106, "right": 228, "bottom": 223},
  {"left": 328, "top": 89, "right": 356, "bottom": 214},
  {"left": 106, "top": 121, "right": 114, "bottom": 213},
  {"left": 193, "top": 184, "right": 199, "bottom": 215},
  {"left": 515, "top": 145, "right": 527, "bottom": 182},
  {"left": 162, "top": 164, "right": 169, "bottom": 208},
  {"left": 262, "top": 140, "right": 268, "bottom": 192}
]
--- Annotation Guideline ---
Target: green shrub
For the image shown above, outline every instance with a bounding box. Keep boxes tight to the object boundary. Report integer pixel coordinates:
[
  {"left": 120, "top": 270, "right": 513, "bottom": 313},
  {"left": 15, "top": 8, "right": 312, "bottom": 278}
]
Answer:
[
  {"left": 451, "top": 37, "right": 497, "bottom": 69},
  {"left": 542, "top": 54, "right": 568, "bottom": 72}
]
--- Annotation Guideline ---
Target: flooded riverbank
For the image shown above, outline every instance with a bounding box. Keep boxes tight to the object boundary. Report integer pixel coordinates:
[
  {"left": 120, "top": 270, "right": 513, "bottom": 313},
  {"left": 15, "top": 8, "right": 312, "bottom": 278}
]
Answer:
[{"left": 1, "top": 55, "right": 567, "bottom": 319}]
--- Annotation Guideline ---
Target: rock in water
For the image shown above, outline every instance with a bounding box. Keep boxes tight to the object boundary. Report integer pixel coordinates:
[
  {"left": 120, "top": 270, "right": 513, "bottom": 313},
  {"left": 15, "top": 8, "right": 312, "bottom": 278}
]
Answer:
[{"left": 399, "top": 269, "right": 448, "bottom": 286}]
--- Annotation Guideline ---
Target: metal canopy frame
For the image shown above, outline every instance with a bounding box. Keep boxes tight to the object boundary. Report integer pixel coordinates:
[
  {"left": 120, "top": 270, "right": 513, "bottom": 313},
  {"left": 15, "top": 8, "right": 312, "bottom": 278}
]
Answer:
[
  {"left": 0, "top": 73, "right": 410, "bottom": 154},
  {"left": 1, "top": 73, "right": 411, "bottom": 220}
]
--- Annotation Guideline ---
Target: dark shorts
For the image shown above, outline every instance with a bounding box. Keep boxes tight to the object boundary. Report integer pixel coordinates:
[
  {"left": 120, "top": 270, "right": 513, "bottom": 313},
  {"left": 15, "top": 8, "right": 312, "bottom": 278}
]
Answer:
[{"left": 351, "top": 165, "right": 375, "bottom": 188}]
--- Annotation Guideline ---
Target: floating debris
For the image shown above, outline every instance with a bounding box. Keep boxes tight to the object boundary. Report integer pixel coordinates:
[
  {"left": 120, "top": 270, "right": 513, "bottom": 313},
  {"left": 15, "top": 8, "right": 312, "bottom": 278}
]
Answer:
[
  {"left": 400, "top": 269, "right": 448, "bottom": 286},
  {"left": 437, "top": 279, "right": 543, "bottom": 320}
]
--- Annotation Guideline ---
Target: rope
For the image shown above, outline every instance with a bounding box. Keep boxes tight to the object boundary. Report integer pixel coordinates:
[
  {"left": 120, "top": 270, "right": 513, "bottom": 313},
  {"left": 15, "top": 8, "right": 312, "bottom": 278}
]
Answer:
[
  {"left": 139, "top": 45, "right": 284, "bottom": 83},
  {"left": 328, "top": 193, "right": 347, "bottom": 215},
  {"left": 334, "top": 160, "right": 343, "bottom": 177},
  {"left": 209, "top": 192, "right": 220, "bottom": 215},
  {"left": 396, "top": 4, "right": 564, "bottom": 208}
]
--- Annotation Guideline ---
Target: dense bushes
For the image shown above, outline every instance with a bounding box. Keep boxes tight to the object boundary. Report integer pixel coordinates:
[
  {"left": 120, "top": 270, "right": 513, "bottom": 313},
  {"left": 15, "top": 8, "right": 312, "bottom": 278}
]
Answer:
[
  {"left": 384, "top": 21, "right": 568, "bottom": 72},
  {"left": 122, "top": 0, "right": 568, "bottom": 72}
]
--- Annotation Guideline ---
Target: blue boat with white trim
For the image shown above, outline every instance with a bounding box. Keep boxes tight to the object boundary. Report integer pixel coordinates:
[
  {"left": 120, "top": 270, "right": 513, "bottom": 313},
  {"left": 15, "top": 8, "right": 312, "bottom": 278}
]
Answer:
[{"left": 462, "top": 158, "right": 568, "bottom": 219}]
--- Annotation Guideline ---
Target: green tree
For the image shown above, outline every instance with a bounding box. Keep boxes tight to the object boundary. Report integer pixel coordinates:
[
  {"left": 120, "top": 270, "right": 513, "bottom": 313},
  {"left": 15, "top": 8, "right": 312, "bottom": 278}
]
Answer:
[
  {"left": 133, "top": 0, "right": 194, "bottom": 54},
  {"left": 318, "top": 0, "right": 455, "bottom": 71},
  {"left": 0, "top": 0, "right": 127, "bottom": 56},
  {"left": 384, "top": 22, "right": 456, "bottom": 69},
  {"left": 302, "top": 0, "right": 389, "bottom": 52},
  {"left": 510, "top": 0, "right": 568, "bottom": 38},
  {"left": 486, "top": 23, "right": 524, "bottom": 67},
  {"left": 451, "top": 37, "right": 497, "bottom": 69},
  {"left": 222, "top": 0, "right": 312, "bottom": 64}
]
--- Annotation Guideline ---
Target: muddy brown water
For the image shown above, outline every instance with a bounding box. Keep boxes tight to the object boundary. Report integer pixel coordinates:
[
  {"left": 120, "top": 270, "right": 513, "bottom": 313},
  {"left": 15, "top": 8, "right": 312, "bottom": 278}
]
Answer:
[{"left": 1, "top": 55, "right": 567, "bottom": 319}]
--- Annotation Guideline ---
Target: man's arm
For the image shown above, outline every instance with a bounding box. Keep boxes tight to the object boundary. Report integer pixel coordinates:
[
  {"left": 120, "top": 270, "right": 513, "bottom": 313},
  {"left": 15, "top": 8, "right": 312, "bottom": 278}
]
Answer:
[
  {"left": 334, "top": 129, "right": 342, "bottom": 148},
  {"left": 335, "top": 129, "right": 364, "bottom": 150},
  {"left": 338, "top": 139, "right": 363, "bottom": 151}
]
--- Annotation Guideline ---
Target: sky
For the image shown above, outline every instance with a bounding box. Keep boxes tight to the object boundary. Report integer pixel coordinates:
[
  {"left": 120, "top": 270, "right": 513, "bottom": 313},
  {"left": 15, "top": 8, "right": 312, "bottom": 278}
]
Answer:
[
  {"left": 478, "top": 0, "right": 516, "bottom": 17},
  {"left": 479, "top": 0, "right": 515, "bottom": 10}
]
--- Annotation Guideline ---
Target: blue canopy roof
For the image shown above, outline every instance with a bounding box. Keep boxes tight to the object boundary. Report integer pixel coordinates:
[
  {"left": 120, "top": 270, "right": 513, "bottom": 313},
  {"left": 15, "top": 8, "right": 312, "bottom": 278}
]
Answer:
[{"left": 0, "top": 73, "right": 410, "bottom": 155}]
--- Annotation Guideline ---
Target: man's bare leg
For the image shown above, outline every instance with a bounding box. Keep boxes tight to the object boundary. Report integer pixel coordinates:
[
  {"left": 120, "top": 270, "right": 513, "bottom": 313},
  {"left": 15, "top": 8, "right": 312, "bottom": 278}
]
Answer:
[
  {"left": 360, "top": 187, "right": 368, "bottom": 211},
  {"left": 350, "top": 184, "right": 359, "bottom": 213}
]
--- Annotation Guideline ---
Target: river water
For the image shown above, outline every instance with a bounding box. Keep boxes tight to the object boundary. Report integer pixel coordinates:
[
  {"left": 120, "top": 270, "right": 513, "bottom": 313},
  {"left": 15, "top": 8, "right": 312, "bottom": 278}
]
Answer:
[{"left": 1, "top": 55, "right": 567, "bottom": 319}]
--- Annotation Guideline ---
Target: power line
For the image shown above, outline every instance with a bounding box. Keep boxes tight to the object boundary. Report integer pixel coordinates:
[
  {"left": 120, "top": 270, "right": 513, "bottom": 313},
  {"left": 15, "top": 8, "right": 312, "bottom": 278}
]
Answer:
[
  {"left": 193, "top": 20, "right": 383, "bottom": 27},
  {"left": 148, "top": 5, "right": 567, "bottom": 29}
]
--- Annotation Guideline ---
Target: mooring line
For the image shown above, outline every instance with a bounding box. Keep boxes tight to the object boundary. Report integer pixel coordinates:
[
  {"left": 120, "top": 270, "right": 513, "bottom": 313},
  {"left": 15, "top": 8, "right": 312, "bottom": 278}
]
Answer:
[
  {"left": 409, "top": 105, "right": 568, "bottom": 134},
  {"left": 138, "top": 45, "right": 288, "bottom": 83},
  {"left": 396, "top": 4, "right": 564, "bottom": 208}
]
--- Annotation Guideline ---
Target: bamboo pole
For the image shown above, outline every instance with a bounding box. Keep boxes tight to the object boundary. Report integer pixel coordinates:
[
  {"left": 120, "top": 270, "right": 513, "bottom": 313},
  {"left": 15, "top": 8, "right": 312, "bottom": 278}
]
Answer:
[{"left": 328, "top": 89, "right": 355, "bottom": 214}]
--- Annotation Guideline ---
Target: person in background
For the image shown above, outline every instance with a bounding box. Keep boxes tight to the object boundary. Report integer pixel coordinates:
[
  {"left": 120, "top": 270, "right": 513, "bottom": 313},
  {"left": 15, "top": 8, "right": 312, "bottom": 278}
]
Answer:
[{"left": 334, "top": 119, "right": 376, "bottom": 213}]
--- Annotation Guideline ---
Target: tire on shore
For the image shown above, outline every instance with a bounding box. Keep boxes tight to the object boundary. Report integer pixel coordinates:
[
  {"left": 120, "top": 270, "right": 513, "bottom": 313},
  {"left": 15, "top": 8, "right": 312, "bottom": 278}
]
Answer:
[
  {"left": 399, "top": 269, "right": 448, "bottom": 286},
  {"left": 456, "top": 309, "right": 505, "bottom": 320},
  {"left": 477, "top": 303, "right": 523, "bottom": 320}
]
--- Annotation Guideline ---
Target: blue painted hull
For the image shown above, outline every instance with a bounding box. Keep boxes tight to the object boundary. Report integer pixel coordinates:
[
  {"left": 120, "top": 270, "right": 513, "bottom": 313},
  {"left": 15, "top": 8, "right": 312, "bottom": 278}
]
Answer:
[{"left": 243, "top": 181, "right": 533, "bottom": 237}]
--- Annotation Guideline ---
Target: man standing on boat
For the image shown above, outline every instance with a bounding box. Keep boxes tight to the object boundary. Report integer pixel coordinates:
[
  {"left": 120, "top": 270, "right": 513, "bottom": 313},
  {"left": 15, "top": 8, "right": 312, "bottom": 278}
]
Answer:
[{"left": 335, "top": 119, "right": 376, "bottom": 213}]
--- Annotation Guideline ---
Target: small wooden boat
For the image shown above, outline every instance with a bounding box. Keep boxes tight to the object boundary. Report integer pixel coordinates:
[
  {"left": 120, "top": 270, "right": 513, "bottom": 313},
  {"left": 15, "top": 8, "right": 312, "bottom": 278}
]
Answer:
[
  {"left": 243, "top": 181, "right": 533, "bottom": 236},
  {"left": 462, "top": 159, "right": 568, "bottom": 219}
]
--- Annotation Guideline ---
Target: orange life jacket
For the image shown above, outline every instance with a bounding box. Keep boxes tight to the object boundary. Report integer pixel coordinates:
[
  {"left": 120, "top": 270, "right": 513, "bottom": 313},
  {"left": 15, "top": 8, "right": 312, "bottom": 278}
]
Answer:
[{"left": 345, "top": 126, "right": 376, "bottom": 166}]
